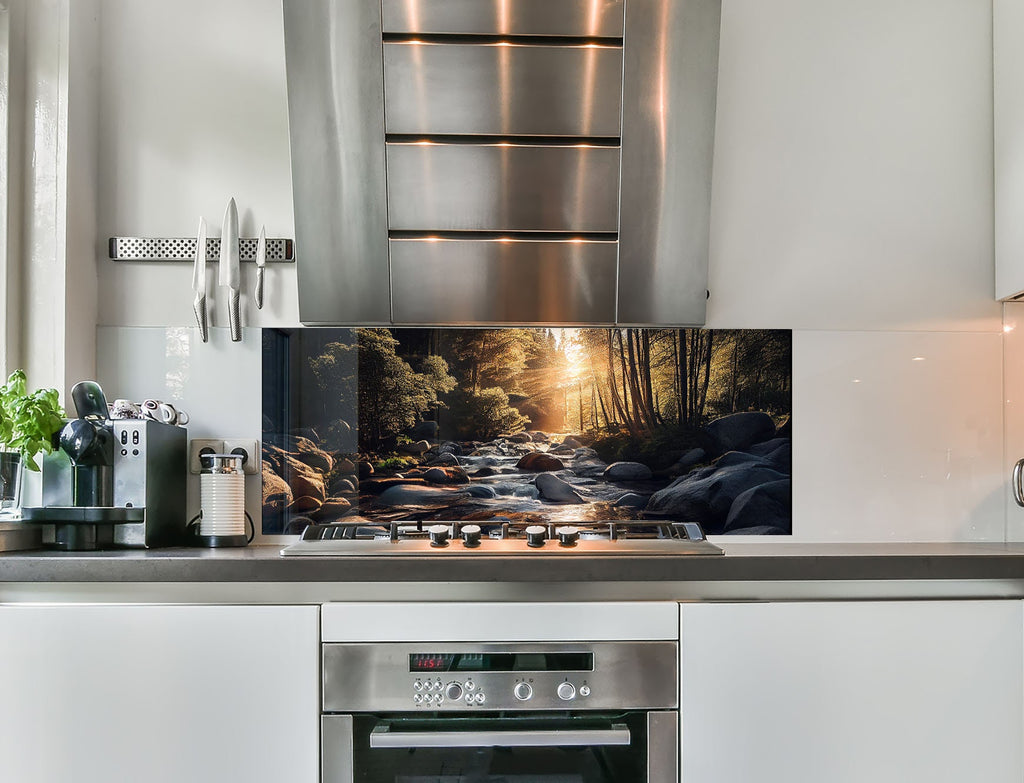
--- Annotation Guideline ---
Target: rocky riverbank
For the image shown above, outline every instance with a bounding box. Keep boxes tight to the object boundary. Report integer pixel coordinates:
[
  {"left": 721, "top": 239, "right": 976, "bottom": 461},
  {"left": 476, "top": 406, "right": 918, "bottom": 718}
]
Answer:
[{"left": 262, "top": 411, "right": 792, "bottom": 535}]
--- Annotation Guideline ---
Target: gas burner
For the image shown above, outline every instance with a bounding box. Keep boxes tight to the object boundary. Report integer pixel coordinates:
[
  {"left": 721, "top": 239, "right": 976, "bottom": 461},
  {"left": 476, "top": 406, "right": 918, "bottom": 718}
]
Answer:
[{"left": 280, "top": 519, "right": 723, "bottom": 557}]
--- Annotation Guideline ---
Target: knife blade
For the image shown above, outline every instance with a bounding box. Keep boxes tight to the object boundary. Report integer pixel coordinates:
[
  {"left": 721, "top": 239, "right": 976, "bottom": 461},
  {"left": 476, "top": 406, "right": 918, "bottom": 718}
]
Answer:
[
  {"left": 219, "top": 197, "right": 241, "bottom": 342},
  {"left": 254, "top": 224, "right": 266, "bottom": 310},
  {"left": 192, "top": 217, "right": 209, "bottom": 342}
]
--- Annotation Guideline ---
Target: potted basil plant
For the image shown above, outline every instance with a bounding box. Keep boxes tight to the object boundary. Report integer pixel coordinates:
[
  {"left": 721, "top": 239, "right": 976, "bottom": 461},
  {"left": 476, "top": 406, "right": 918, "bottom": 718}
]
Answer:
[{"left": 0, "top": 370, "right": 65, "bottom": 513}]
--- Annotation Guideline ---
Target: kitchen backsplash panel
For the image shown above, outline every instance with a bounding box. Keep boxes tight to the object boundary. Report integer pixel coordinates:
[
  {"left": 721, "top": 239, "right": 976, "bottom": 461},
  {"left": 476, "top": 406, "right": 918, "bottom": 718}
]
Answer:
[{"left": 261, "top": 328, "right": 793, "bottom": 536}]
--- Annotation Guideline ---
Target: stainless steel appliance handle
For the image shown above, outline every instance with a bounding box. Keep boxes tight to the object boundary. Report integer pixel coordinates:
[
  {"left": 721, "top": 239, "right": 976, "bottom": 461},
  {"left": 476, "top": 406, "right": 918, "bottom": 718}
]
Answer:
[
  {"left": 369, "top": 723, "right": 631, "bottom": 749},
  {"left": 1014, "top": 459, "right": 1024, "bottom": 507}
]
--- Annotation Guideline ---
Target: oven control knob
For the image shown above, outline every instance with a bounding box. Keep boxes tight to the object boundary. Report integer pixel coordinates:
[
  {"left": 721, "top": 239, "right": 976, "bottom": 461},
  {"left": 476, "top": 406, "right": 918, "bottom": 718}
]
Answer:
[
  {"left": 461, "top": 524, "right": 482, "bottom": 548},
  {"left": 525, "top": 525, "right": 547, "bottom": 548},
  {"left": 579, "top": 685, "right": 591, "bottom": 697},
  {"left": 556, "top": 526, "right": 579, "bottom": 547},
  {"left": 514, "top": 682, "right": 533, "bottom": 701},
  {"left": 445, "top": 682, "right": 464, "bottom": 701},
  {"left": 557, "top": 682, "right": 576, "bottom": 701},
  {"left": 428, "top": 524, "right": 450, "bottom": 547}
]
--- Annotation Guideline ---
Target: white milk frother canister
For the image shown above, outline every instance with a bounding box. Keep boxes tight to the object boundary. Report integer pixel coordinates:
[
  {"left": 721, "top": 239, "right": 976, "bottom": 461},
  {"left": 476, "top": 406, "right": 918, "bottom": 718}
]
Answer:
[{"left": 197, "top": 453, "right": 249, "bottom": 547}]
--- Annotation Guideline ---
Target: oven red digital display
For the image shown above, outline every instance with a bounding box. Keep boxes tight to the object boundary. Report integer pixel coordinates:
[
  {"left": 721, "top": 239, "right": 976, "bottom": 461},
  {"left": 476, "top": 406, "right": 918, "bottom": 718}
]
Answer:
[{"left": 410, "top": 654, "right": 455, "bottom": 672}]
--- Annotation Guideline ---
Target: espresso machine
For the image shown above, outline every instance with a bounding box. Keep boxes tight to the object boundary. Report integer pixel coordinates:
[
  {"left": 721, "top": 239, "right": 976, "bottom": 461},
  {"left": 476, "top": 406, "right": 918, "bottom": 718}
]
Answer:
[{"left": 22, "top": 381, "right": 187, "bottom": 550}]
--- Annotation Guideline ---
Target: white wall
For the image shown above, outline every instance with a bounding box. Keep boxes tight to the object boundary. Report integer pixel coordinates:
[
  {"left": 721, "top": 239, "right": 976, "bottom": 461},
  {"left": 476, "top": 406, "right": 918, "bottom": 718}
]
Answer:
[{"left": 91, "top": 0, "right": 1003, "bottom": 542}]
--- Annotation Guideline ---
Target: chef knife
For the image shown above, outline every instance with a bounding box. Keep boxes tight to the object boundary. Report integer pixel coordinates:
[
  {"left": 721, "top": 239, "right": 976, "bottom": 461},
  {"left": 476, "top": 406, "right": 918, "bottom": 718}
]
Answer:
[
  {"left": 254, "top": 224, "right": 266, "bottom": 310},
  {"left": 192, "top": 216, "right": 209, "bottom": 342},
  {"left": 219, "top": 197, "right": 241, "bottom": 342}
]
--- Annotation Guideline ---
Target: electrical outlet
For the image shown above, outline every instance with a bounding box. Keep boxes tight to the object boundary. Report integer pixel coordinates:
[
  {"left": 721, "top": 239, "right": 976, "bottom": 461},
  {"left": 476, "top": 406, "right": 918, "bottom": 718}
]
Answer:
[
  {"left": 189, "top": 439, "right": 224, "bottom": 474},
  {"left": 223, "top": 438, "right": 260, "bottom": 475}
]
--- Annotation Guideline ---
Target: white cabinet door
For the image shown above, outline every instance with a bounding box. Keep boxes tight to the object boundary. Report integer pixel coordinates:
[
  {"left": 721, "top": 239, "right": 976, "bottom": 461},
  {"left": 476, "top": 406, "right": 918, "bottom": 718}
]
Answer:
[
  {"left": 996, "top": 0, "right": 1024, "bottom": 299},
  {"left": 0, "top": 604, "right": 319, "bottom": 783},
  {"left": 680, "top": 601, "right": 1023, "bottom": 783}
]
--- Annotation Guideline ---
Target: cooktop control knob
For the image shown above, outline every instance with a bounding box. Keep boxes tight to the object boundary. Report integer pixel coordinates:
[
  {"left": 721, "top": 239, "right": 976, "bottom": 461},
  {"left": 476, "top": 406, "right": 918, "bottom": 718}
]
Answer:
[
  {"left": 557, "top": 682, "right": 576, "bottom": 701},
  {"left": 461, "top": 524, "right": 482, "bottom": 548},
  {"left": 556, "top": 526, "right": 579, "bottom": 547},
  {"left": 513, "top": 682, "right": 533, "bottom": 701},
  {"left": 428, "top": 524, "right": 450, "bottom": 547},
  {"left": 445, "top": 682, "right": 464, "bottom": 702},
  {"left": 525, "top": 525, "right": 547, "bottom": 548}
]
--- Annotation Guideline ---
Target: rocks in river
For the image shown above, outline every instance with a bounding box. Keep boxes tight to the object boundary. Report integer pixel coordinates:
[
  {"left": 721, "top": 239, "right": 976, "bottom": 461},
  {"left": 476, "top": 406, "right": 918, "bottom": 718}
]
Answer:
[
  {"left": 469, "top": 466, "right": 496, "bottom": 478},
  {"left": 335, "top": 457, "right": 356, "bottom": 475},
  {"left": 437, "top": 441, "right": 463, "bottom": 456},
  {"left": 360, "top": 477, "right": 428, "bottom": 492},
  {"left": 398, "top": 439, "right": 431, "bottom": 455},
  {"left": 264, "top": 433, "right": 333, "bottom": 473},
  {"left": 572, "top": 458, "right": 608, "bottom": 479},
  {"left": 375, "top": 484, "right": 468, "bottom": 506},
  {"left": 465, "top": 485, "right": 498, "bottom": 499},
  {"left": 358, "top": 461, "right": 374, "bottom": 479},
  {"left": 602, "top": 461, "right": 653, "bottom": 481},
  {"left": 560, "top": 436, "right": 583, "bottom": 449},
  {"left": 410, "top": 420, "right": 439, "bottom": 441},
  {"left": 675, "top": 448, "right": 706, "bottom": 472},
  {"left": 698, "top": 411, "right": 776, "bottom": 458},
  {"left": 528, "top": 431, "right": 549, "bottom": 442},
  {"left": 426, "top": 452, "right": 460, "bottom": 467},
  {"left": 516, "top": 452, "right": 565, "bottom": 472},
  {"left": 312, "top": 497, "right": 353, "bottom": 520},
  {"left": 329, "top": 476, "right": 356, "bottom": 495},
  {"left": 723, "top": 479, "right": 791, "bottom": 534},
  {"left": 534, "top": 473, "right": 584, "bottom": 503},
  {"left": 513, "top": 484, "right": 540, "bottom": 499},
  {"left": 746, "top": 438, "right": 791, "bottom": 472},
  {"left": 613, "top": 492, "right": 648, "bottom": 510},
  {"left": 502, "top": 432, "right": 533, "bottom": 444},
  {"left": 262, "top": 462, "right": 292, "bottom": 515},
  {"left": 423, "top": 466, "right": 470, "bottom": 485},
  {"left": 645, "top": 460, "right": 788, "bottom": 535}
]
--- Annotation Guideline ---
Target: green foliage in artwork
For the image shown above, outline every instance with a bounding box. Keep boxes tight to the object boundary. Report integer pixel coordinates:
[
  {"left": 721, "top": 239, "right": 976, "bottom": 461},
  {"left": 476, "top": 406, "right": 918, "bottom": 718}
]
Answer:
[
  {"left": 445, "top": 387, "right": 531, "bottom": 441},
  {"left": 311, "top": 330, "right": 456, "bottom": 451}
]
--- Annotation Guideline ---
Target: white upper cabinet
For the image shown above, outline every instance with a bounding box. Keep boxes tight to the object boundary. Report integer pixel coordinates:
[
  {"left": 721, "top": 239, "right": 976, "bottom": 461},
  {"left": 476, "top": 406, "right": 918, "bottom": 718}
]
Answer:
[{"left": 996, "top": 0, "right": 1024, "bottom": 300}]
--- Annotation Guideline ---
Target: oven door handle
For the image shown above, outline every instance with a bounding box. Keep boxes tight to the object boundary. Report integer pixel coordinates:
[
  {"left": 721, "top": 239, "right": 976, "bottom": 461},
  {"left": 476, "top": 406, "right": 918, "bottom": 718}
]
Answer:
[{"left": 369, "top": 723, "right": 632, "bottom": 749}]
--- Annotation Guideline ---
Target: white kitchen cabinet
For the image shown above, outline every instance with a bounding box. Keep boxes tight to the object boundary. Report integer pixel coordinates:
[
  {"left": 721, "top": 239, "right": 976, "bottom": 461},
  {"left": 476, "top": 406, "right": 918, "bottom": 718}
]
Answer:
[
  {"left": 996, "top": 0, "right": 1024, "bottom": 299},
  {"left": 679, "top": 601, "right": 1023, "bottom": 783},
  {"left": 0, "top": 604, "right": 319, "bottom": 783}
]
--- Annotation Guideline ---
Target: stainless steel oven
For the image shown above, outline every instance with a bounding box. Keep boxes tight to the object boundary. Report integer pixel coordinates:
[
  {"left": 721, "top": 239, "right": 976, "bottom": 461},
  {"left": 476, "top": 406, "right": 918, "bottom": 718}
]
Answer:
[{"left": 321, "top": 641, "right": 678, "bottom": 782}]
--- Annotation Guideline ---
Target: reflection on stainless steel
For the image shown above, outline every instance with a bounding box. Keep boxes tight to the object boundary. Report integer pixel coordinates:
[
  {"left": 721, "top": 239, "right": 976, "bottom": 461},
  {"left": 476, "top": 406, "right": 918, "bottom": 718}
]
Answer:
[
  {"left": 369, "top": 724, "right": 631, "bottom": 748},
  {"left": 647, "top": 712, "right": 679, "bottom": 782},
  {"left": 384, "top": 42, "right": 623, "bottom": 137},
  {"left": 322, "top": 641, "right": 678, "bottom": 712},
  {"left": 386, "top": 143, "right": 621, "bottom": 231},
  {"left": 617, "top": 0, "right": 722, "bottom": 325},
  {"left": 390, "top": 238, "right": 617, "bottom": 324},
  {"left": 382, "top": 0, "right": 625, "bottom": 37},
  {"left": 321, "top": 715, "right": 355, "bottom": 783},
  {"left": 284, "top": 0, "right": 722, "bottom": 326},
  {"left": 283, "top": 0, "right": 392, "bottom": 325}
]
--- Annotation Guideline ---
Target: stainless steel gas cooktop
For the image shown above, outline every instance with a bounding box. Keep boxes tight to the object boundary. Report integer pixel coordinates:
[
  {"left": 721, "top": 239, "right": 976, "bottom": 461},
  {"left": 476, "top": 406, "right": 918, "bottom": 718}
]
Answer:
[{"left": 280, "top": 520, "right": 723, "bottom": 557}]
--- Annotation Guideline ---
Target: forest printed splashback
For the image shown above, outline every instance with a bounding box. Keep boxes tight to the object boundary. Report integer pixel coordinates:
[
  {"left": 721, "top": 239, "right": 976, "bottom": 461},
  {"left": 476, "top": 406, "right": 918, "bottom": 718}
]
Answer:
[{"left": 262, "top": 328, "right": 792, "bottom": 535}]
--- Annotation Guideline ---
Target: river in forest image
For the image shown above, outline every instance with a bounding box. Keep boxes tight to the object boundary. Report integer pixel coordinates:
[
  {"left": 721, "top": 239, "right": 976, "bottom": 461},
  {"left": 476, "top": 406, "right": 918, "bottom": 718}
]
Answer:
[{"left": 261, "top": 328, "right": 792, "bottom": 536}]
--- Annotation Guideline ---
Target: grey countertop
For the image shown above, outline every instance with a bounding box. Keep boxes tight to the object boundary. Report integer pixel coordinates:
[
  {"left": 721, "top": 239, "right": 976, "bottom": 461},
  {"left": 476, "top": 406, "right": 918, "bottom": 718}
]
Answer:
[{"left": 2, "top": 542, "right": 1024, "bottom": 584}]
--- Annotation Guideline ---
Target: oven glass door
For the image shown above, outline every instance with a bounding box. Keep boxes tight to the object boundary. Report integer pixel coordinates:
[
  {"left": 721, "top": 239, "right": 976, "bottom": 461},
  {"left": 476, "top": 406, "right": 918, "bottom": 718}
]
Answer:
[{"left": 324, "top": 712, "right": 673, "bottom": 783}]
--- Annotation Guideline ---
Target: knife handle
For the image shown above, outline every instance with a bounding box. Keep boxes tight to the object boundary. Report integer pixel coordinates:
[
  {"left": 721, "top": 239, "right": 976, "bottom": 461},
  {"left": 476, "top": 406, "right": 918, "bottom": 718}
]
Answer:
[
  {"left": 255, "top": 267, "right": 265, "bottom": 310},
  {"left": 193, "top": 294, "right": 209, "bottom": 343},
  {"left": 229, "top": 289, "right": 241, "bottom": 342}
]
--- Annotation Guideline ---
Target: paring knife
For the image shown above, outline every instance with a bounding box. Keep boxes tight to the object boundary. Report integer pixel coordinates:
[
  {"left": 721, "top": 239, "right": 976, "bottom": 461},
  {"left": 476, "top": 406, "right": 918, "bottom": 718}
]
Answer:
[
  {"left": 254, "top": 224, "right": 266, "bottom": 309},
  {"left": 219, "top": 197, "right": 241, "bottom": 342},
  {"left": 192, "top": 217, "right": 209, "bottom": 342}
]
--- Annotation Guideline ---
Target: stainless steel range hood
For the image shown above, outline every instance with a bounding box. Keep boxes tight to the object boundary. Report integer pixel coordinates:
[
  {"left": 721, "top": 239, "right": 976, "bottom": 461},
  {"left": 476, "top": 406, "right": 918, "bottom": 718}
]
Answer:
[{"left": 284, "top": 0, "right": 721, "bottom": 326}]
